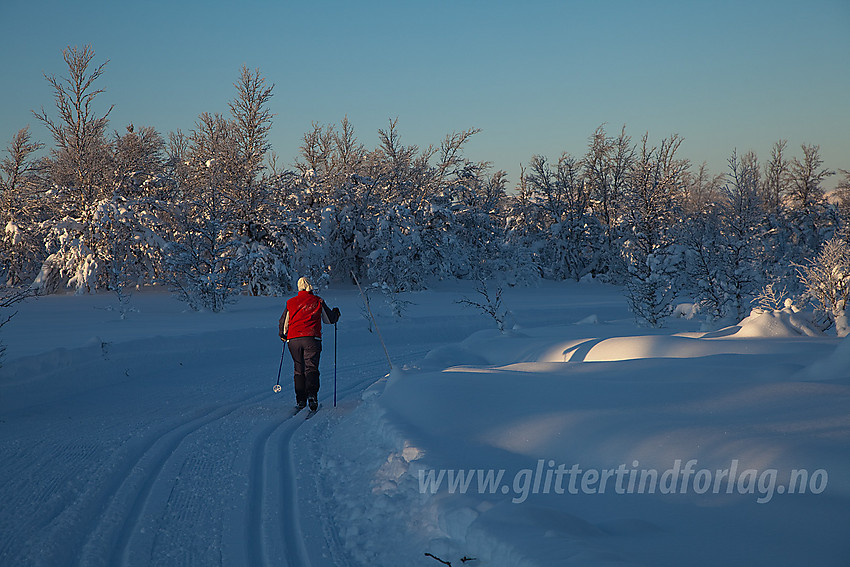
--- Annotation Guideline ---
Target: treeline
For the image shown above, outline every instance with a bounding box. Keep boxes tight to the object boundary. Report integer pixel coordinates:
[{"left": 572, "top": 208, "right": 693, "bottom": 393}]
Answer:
[{"left": 1, "top": 46, "right": 849, "bottom": 331}]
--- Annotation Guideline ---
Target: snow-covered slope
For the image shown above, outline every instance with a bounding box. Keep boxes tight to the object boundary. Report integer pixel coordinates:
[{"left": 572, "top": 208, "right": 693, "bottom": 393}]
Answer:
[{"left": 1, "top": 282, "right": 848, "bottom": 566}]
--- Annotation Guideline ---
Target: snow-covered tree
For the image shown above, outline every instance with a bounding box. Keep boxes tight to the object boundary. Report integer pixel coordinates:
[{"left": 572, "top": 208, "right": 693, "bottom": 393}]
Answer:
[
  {"left": 782, "top": 144, "right": 836, "bottom": 263},
  {"left": 29, "top": 45, "right": 126, "bottom": 294},
  {"left": 718, "top": 150, "right": 767, "bottom": 320},
  {"left": 224, "top": 67, "right": 298, "bottom": 296},
  {"left": 623, "top": 134, "right": 688, "bottom": 254},
  {"left": 761, "top": 139, "right": 789, "bottom": 215},
  {"left": 111, "top": 124, "right": 169, "bottom": 199},
  {"left": 833, "top": 169, "right": 850, "bottom": 240},
  {"left": 796, "top": 236, "right": 850, "bottom": 336},
  {"left": 0, "top": 127, "right": 44, "bottom": 196},
  {"left": 787, "top": 144, "right": 833, "bottom": 213},
  {"left": 163, "top": 114, "right": 241, "bottom": 310},
  {"left": 584, "top": 125, "right": 633, "bottom": 259},
  {"left": 518, "top": 152, "right": 602, "bottom": 281},
  {"left": 33, "top": 45, "right": 112, "bottom": 207},
  {"left": 682, "top": 210, "right": 727, "bottom": 321},
  {"left": 5, "top": 46, "right": 849, "bottom": 311},
  {"left": 229, "top": 66, "right": 274, "bottom": 189},
  {"left": 624, "top": 250, "right": 679, "bottom": 327},
  {"left": 426, "top": 129, "right": 508, "bottom": 282},
  {"left": 233, "top": 172, "right": 311, "bottom": 296},
  {"left": 163, "top": 212, "right": 241, "bottom": 312},
  {"left": 681, "top": 161, "right": 723, "bottom": 215},
  {"left": 621, "top": 134, "right": 689, "bottom": 326},
  {"left": 0, "top": 127, "right": 46, "bottom": 286}
]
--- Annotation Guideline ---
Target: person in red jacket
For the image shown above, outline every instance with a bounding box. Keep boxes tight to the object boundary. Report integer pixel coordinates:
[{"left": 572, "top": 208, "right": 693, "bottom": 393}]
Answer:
[{"left": 279, "top": 277, "right": 340, "bottom": 411}]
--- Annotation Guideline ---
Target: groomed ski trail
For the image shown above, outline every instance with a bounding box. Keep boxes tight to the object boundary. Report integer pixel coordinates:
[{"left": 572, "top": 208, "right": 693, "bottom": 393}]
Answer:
[
  {"left": 241, "top": 410, "right": 311, "bottom": 567},
  {"left": 77, "top": 390, "right": 269, "bottom": 566},
  {"left": 72, "top": 390, "right": 320, "bottom": 567},
  {"left": 0, "top": 291, "right": 478, "bottom": 567}
]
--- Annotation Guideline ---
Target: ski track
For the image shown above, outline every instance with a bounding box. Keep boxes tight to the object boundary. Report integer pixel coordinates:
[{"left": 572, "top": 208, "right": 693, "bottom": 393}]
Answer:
[
  {"left": 245, "top": 416, "right": 286, "bottom": 567},
  {"left": 0, "top": 332, "right": 433, "bottom": 567},
  {"left": 234, "top": 339, "right": 412, "bottom": 567},
  {"left": 243, "top": 410, "right": 310, "bottom": 567},
  {"left": 275, "top": 417, "right": 312, "bottom": 566},
  {"left": 92, "top": 344, "right": 423, "bottom": 567},
  {"left": 76, "top": 390, "right": 267, "bottom": 567}
]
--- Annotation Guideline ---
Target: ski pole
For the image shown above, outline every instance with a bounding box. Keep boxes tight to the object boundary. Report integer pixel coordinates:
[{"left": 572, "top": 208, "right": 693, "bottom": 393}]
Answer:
[{"left": 274, "top": 342, "right": 286, "bottom": 393}]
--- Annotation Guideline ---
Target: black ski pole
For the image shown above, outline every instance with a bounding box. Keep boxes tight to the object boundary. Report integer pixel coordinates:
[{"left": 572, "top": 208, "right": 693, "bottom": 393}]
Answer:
[{"left": 274, "top": 342, "right": 286, "bottom": 393}]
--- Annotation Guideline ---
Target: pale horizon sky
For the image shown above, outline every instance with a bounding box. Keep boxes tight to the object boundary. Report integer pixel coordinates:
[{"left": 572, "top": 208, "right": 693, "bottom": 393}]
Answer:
[{"left": 1, "top": 0, "right": 848, "bottom": 189}]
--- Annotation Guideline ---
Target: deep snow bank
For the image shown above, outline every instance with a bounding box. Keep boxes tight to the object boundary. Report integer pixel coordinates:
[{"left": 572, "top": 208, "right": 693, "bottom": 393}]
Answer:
[
  {"left": 3, "top": 281, "right": 849, "bottom": 567},
  {"left": 322, "top": 298, "right": 850, "bottom": 566}
]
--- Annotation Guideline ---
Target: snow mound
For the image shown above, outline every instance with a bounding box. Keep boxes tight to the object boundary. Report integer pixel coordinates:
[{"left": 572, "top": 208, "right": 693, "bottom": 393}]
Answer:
[
  {"left": 542, "top": 335, "right": 740, "bottom": 362},
  {"left": 700, "top": 305, "right": 822, "bottom": 339},
  {"left": 730, "top": 306, "right": 821, "bottom": 338}
]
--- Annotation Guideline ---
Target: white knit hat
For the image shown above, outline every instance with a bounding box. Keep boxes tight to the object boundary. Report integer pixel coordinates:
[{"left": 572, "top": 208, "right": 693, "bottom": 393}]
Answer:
[{"left": 297, "top": 277, "right": 313, "bottom": 292}]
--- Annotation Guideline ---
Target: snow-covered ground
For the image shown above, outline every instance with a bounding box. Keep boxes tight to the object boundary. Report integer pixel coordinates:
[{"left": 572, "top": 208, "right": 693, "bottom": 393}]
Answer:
[{"left": 1, "top": 281, "right": 848, "bottom": 566}]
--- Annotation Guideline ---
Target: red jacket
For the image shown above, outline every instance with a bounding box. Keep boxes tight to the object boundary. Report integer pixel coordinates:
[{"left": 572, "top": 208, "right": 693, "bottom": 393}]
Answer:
[{"left": 280, "top": 291, "right": 333, "bottom": 339}]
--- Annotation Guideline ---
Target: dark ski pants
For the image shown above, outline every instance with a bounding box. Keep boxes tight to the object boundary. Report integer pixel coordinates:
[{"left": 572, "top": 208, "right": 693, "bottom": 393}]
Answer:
[{"left": 288, "top": 337, "right": 321, "bottom": 403}]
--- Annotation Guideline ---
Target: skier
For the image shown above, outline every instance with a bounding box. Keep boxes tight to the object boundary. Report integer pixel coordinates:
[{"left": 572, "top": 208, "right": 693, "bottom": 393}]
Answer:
[{"left": 279, "top": 277, "right": 340, "bottom": 412}]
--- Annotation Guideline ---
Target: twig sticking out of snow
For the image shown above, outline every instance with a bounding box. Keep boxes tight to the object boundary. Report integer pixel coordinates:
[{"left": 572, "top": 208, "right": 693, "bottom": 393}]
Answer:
[
  {"left": 424, "top": 553, "right": 478, "bottom": 566},
  {"left": 352, "top": 271, "right": 393, "bottom": 369},
  {"left": 457, "top": 279, "right": 509, "bottom": 332},
  {"left": 424, "top": 553, "right": 453, "bottom": 566}
]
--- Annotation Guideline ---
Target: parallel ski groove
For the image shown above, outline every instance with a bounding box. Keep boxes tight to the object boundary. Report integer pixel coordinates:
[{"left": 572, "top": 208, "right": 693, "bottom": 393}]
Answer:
[
  {"left": 245, "top": 415, "right": 289, "bottom": 567},
  {"left": 243, "top": 405, "right": 312, "bottom": 567},
  {"left": 74, "top": 390, "right": 266, "bottom": 567},
  {"left": 67, "top": 343, "right": 427, "bottom": 566},
  {"left": 109, "top": 392, "right": 269, "bottom": 567},
  {"left": 272, "top": 417, "right": 313, "bottom": 567}
]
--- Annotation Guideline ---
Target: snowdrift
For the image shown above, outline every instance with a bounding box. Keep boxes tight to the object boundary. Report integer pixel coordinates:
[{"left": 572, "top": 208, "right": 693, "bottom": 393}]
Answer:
[
  {"left": 2, "top": 282, "right": 848, "bottom": 567},
  {"left": 318, "top": 293, "right": 850, "bottom": 566}
]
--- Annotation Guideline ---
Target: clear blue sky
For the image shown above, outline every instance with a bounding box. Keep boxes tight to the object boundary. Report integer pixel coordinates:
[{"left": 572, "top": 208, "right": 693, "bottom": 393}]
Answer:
[{"left": 2, "top": 0, "right": 848, "bottom": 188}]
